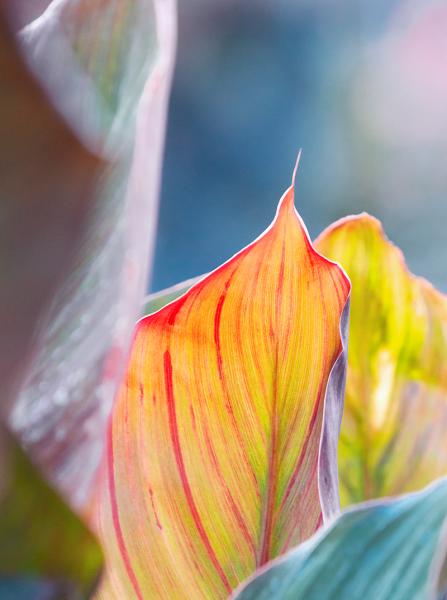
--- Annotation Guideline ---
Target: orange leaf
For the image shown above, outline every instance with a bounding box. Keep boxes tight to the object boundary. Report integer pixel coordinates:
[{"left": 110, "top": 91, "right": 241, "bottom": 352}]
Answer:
[{"left": 91, "top": 172, "right": 350, "bottom": 599}]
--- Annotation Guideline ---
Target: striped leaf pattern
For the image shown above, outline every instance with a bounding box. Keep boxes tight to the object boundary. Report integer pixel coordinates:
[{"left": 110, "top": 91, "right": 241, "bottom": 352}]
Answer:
[{"left": 91, "top": 180, "right": 350, "bottom": 598}]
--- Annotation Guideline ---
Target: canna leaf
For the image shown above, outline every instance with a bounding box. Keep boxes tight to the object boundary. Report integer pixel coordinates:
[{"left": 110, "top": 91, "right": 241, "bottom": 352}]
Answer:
[
  {"left": 0, "top": 425, "right": 102, "bottom": 599},
  {"left": 315, "top": 215, "right": 447, "bottom": 505},
  {"left": 233, "top": 476, "right": 447, "bottom": 600},
  {"left": 5, "top": 0, "right": 176, "bottom": 508},
  {"left": 91, "top": 174, "right": 350, "bottom": 599}
]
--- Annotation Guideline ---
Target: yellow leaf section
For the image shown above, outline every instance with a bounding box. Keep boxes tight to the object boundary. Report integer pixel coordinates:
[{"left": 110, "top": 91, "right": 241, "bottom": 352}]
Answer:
[
  {"left": 315, "top": 215, "right": 447, "bottom": 506},
  {"left": 91, "top": 183, "right": 350, "bottom": 599}
]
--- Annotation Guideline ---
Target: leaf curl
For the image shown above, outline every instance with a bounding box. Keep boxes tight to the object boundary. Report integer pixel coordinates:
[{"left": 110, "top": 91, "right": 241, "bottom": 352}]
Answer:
[
  {"left": 5, "top": 0, "right": 176, "bottom": 508},
  {"left": 315, "top": 215, "right": 447, "bottom": 505}
]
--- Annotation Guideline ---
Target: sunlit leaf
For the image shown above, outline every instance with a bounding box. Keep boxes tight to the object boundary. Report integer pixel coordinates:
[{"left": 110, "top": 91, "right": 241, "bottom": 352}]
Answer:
[
  {"left": 315, "top": 215, "right": 447, "bottom": 505},
  {"left": 91, "top": 177, "right": 350, "bottom": 599},
  {"left": 4, "top": 0, "right": 176, "bottom": 508},
  {"left": 0, "top": 425, "right": 102, "bottom": 599},
  {"left": 234, "top": 477, "right": 447, "bottom": 600}
]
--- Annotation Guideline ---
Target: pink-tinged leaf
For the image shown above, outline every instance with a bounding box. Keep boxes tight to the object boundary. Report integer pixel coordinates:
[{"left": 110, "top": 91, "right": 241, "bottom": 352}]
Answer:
[
  {"left": 4, "top": 0, "right": 176, "bottom": 508},
  {"left": 0, "top": 4, "right": 104, "bottom": 421},
  {"left": 6, "top": 2, "right": 52, "bottom": 30},
  {"left": 91, "top": 173, "right": 351, "bottom": 599},
  {"left": 315, "top": 215, "right": 447, "bottom": 505}
]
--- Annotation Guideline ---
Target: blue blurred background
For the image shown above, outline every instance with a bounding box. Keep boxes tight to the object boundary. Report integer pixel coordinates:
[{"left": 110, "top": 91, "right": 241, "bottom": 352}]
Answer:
[{"left": 151, "top": 0, "right": 447, "bottom": 292}]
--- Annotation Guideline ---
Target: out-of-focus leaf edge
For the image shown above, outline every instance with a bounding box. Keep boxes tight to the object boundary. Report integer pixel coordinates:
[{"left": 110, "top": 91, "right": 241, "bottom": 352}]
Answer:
[{"left": 0, "top": 426, "right": 102, "bottom": 599}]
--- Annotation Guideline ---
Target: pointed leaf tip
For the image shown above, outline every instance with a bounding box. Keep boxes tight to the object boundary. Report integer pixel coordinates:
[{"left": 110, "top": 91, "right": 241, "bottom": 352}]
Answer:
[
  {"left": 292, "top": 150, "right": 302, "bottom": 186},
  {"left": 276, "top": 186, "right": 296, "bottom": 217},
  {"left": 92, "top": 180, "right": 350, "bottom": 599}
]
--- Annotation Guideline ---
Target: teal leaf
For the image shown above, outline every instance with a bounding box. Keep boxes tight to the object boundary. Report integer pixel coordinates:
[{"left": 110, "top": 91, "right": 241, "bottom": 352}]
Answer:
[{"left": 234, "top": 478, "right": 447, "bottom": 600}]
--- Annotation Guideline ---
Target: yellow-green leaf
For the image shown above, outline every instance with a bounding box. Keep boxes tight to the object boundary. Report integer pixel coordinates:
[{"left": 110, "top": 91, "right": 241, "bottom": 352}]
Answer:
[
  {"left": 0, "top": 426, "right": 102, "bottom": 599},
  {"left": 91, "top": 179, "right": 350, "bottom": 599},
  {"left": 315, "top": 214, "right": 447, "bottom": 505}
]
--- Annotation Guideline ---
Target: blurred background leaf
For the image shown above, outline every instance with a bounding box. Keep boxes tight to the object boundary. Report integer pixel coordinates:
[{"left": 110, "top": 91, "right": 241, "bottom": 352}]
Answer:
[
  {"left": 316, "top": 216, "right": 447, "bottom": 505},
  {"left": 1, "top": 0, "right": 176, "bottom": 509},
  {"left": 0, "top": 425, "right": 102, "bottom": 599},
  {"left": 0, "top": 4, "right": 103, "bottom": 414}
]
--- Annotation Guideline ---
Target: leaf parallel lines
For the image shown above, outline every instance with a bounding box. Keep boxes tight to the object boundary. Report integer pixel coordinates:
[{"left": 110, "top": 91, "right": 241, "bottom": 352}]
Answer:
[
  {"left": 148, "top": 487, "right": 163, "bottom": 531},
  {"left": 258, "top": 237, "right": 286, "bottom": 566},
  {"left": 280, "top": 457, "right": 320, "bottom": 554},
  {"left": 202, "top": 425, "right": 256, "bottom": 555},
  {"left": 279, "top": 396, "right": 322, "bottom": 513},
  {"left": 108, "top": 422, "right": 144, "bottom": 600},
  {"left": 246, "top": 257, "right": 272, "bottom": 428},
  {"left": 211, "top": 270, "right": 259, "bottom": 552},
  {"left": 327, "top": 265, "right": 345, "bottom": 308},
  {"left": 163, "top": 350, "right": 232, "bottom": 594},
  {"left": 279, "top": 263, "right": 333, "bottom": 537},
  {"left": 214, "top": 269, "right": 261, "bottom": 500},
  {"left": 98, "top": 187, "right": 351, "bottom": 598}
]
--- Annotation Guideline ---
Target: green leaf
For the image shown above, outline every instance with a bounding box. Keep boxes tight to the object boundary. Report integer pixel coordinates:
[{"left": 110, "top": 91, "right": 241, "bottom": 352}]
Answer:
[
  {"left": 0, "top": 426, "right": 102, "bottom": 599},
  {"left": 315, "top": 215, "right": 447, "bottom": 505},
  {"left": 142, "top": 276, "right": 203, "bottom": 316},
  {"left": 234, "top": 477, "right": 447, "bottom": 600}
]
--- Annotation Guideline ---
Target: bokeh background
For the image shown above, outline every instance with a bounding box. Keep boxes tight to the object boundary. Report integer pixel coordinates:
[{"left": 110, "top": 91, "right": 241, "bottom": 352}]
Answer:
[{"left": 152, "top": 0, "right": 447, "bottom": 293}]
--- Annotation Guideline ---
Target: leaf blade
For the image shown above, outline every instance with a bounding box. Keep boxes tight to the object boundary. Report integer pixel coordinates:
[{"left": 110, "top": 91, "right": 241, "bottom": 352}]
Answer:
[
  {"left": 315, "top": 215, "right": 447, "bottom": 505},
  {"left": 234, "top": 477, "right": 447, "bottom": 600},
  {"left": 6, "top": 0, "right": 176, "bottom": 508},
  {"left": 92, "top": 182, "right": 350, "bottom": 598}
]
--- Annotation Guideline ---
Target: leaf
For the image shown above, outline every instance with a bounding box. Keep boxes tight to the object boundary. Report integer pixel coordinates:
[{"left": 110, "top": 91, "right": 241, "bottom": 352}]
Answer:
[
  {"left": 233, "top": 477, "right": 447, "bottom": 600},
  {"left": 91, "top": 176, "right": 351, "bottom": 599},
  {"left": 0, "top": 425, "right": 102, "bottom": 599},
  {"left": 315, "top": 215, "right": 447, "bottom": 505},
  {"left": 0, "top": 4, "right": 103, "bottom": 419},
  {"left": 142, "top": 276, "right": 204, "bottom": 316},
  {"left": 4, "top": 0, "right": 176, "bottom": 508}
]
